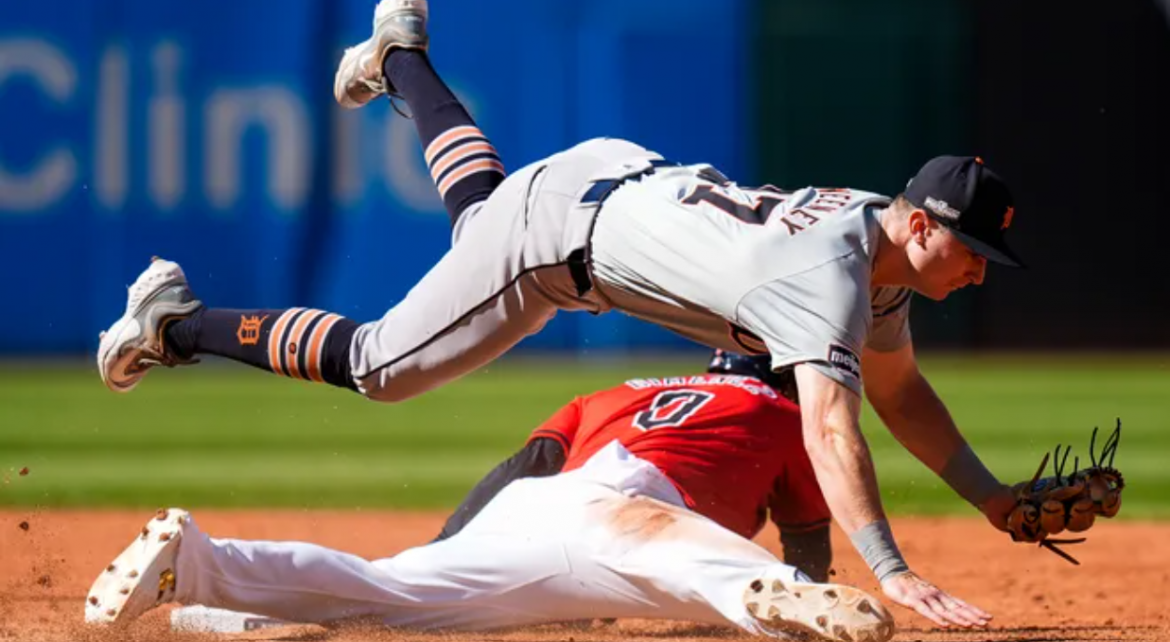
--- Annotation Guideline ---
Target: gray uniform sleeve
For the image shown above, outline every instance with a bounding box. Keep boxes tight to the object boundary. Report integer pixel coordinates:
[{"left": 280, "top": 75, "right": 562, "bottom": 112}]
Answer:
[
  {"left": 867, "top": 286, "right": 913, "bottom": 352},
  {"left": 736, "top": 256, "right": 870, "bottom": 395}
]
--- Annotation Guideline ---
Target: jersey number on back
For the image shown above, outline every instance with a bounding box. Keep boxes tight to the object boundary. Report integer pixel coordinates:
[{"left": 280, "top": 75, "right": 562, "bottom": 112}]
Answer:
[
  {"left": 682, "top": 170, "right": 851, "bottom": 236},
  {"left": 681, "top": 184, "right": 789, "bottom": 226},
  {"left": 633, "top": 389, "right": 715, "bottom": 431}
]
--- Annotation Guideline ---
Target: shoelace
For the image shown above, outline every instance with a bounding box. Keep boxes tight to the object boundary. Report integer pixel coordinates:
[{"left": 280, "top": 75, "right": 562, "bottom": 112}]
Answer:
[
  {"left": 358, "top": 77, "right": 384, "bottom": 94},
  {"left": 353, "top": 59, "right": 411, "bottom": 118},
  {"left": 126, "top": 277, "right": 162, "bottom": 310}
]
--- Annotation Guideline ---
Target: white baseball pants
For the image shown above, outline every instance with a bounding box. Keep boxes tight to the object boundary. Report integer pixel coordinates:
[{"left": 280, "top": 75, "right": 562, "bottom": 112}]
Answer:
[{"left": 172, "top": 443, "right": 808, "bottom": 635}]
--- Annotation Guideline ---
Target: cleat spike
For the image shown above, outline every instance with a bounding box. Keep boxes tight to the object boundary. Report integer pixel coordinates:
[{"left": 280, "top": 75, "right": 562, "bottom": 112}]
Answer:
[
  {"left": 742, "top": 578, "right": 892, "bottom": 642},
  {"left": 85, "top": 510, "right": 189, "bottom": 624}
]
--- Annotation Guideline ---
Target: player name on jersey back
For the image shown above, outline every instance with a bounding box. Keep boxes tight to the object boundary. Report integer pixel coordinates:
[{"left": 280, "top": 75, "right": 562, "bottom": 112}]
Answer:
[{"left": 624, "top": 374, "right": 780, "bottom": 399}]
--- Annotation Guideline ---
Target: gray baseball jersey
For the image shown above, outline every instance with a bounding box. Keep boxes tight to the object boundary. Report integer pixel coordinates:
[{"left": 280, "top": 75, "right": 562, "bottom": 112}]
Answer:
[
  {"left": 349, "top": 138, "right": 909, "bottom": 401},
  {"left": 590, "top": 163, "right": 912, "bottom": 394}
]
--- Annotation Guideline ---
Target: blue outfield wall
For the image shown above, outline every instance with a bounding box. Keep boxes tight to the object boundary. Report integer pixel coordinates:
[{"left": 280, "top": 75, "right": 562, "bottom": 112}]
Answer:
[{"left": 0, "top": 0, "right": 751, "bottom": 355}]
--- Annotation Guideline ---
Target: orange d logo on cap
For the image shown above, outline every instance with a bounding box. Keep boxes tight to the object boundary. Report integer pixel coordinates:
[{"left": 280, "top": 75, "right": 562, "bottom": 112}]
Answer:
[{"left": 1001, "top": 206, "right": 1015, "bottom": 230}]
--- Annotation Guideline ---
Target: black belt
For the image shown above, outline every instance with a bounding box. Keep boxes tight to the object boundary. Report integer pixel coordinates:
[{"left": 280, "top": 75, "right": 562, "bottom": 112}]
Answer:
[
  {"left": 570, "top": 159, "right": 680, "bottom": 298},
  {"left": 578, "top": 159, "right": 681, "bottom": 205}
]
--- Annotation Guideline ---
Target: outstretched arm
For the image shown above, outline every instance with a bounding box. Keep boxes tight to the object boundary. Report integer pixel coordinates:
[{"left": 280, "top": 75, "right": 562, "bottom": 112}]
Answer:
[
  {"left": 861, "top": 343, "right": 1014, "bottom": 530},
  {"left": 794, "top": 365, "right": 885, "bottom": 535},
  {"left": 432, "top": 437, "right": 566, "bottom": 542},
  {"left": 794, "top": 364, "right": 990, "bottom": 628}
]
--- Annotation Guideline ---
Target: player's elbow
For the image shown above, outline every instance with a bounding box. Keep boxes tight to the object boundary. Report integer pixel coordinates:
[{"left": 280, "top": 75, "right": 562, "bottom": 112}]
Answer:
[
  {"left": 794, "top": 364, "right": 865, "bottom": 466},
  {"left": 801, "top": 402, "right": 864, "bottom": 471},
  {"left": 801, "top": 414, "right": 841, "bottom": 465}
]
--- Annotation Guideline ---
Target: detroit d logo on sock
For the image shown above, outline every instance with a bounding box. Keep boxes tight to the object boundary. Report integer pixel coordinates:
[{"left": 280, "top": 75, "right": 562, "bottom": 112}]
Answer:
[{"left": 236, "top": 315, "right": 268, "bottom": 346}]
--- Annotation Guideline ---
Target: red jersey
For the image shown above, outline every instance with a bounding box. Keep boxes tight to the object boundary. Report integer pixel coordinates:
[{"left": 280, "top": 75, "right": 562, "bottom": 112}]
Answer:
[{"left": 528, "top": 374, "right": 830, "bottom": 539}]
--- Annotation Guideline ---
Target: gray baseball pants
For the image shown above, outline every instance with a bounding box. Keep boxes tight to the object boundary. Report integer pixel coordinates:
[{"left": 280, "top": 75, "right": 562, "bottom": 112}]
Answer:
[{"left": 349, "top": 138, "right": 657, "bottom": 402}]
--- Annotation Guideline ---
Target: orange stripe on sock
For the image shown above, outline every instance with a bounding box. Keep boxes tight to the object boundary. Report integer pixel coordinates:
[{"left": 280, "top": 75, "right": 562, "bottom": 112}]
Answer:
[
  {"left": 267, "top": 308, "right": 303, "bottom": 376},
  {"left": 285, "top": 310, "right": 324, "bottom": 380},
  {"left": 432, "top": 140, "right": 500, "bottom": 180},
  {"left": 305, "top": 314, "right": 342, "bottom": 383},
  {"left": 429, "top": 142, "right": 499, "bottom": 183},
  {"left": 424, "top": 126, "right": 482, "bottom": 166},
  {"left": 437, "top": 158, "right": 506, "bottom": 197}
]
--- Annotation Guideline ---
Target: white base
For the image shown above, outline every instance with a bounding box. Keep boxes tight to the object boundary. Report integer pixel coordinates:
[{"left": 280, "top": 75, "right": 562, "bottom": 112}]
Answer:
[{"left": 171, "top": 606, "right": 291, "bottom": 633}]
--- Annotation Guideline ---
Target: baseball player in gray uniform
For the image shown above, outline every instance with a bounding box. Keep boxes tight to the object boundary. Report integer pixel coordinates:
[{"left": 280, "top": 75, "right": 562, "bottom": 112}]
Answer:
[{"left": 97, "top": 0, "right": 1023, "bottom": 629}]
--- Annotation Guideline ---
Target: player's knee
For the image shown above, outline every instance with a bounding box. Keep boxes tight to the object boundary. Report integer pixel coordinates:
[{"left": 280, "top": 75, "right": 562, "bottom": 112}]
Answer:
[
  {"left": 356, "top": 381, "right": 412, "bottom": 404},
  {"left": 354, "top": 372, "right": 427, "bottom": 404}
]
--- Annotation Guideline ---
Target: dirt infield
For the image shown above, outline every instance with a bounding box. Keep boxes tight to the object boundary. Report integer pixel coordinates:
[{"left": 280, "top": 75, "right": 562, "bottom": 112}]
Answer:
[{"left": 1, "top": 510, "right": 1167, "bottom": 642}]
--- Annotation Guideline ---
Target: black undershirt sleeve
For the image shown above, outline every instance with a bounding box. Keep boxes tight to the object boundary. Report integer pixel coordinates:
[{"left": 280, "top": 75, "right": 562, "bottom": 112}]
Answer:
[{"left": 432, "top": 437, "right": 568, "bottom": 542}]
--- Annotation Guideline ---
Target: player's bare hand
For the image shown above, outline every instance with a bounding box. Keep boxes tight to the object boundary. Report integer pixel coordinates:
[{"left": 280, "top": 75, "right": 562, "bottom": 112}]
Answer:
[
  {"left": 880, "top": 572, "right": 992, "bottom": 628},
  {"left": 978, "top": 486, "right": 1016, "bottom": 533}
]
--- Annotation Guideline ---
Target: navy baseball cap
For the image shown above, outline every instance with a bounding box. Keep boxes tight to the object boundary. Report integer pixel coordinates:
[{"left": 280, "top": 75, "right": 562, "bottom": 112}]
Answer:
[
  {"left": 904, "top": 156, "right": 1024, "bottom": 268},
  {"left": 706, "top": 349, "right": 799, "bottom": 404}
]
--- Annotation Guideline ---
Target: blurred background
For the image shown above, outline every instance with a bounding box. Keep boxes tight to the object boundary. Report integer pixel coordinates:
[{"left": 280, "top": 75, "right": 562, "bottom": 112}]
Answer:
[{"left": 0, "top": 0, "right": 1167, "bottom": 514}]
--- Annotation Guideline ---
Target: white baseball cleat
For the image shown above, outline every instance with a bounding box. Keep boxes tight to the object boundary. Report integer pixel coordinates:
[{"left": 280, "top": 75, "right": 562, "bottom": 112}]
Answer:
[
  {"left": 85, "top": 509, "right": 190, "bottom": 625},
  {"left": 744, "top": 578, "right": 895, "bottom": 642},
  {"left": 334, "top": 0, "right": 429, "bottom": 109},
  {"left": 97, "top": 257, "right": 204, "bottom": 393}
]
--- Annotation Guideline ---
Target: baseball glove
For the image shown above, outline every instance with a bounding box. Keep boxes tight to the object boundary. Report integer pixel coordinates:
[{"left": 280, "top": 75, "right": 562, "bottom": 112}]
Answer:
[{"left": 1005, "top": 419, "right": 1124, "bottom": 565}]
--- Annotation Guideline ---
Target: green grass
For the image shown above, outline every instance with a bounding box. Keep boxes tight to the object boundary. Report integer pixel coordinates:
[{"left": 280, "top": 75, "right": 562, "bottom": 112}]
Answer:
[{"left": 1, "top": 355, "right": 1168, "bottom": 517}]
